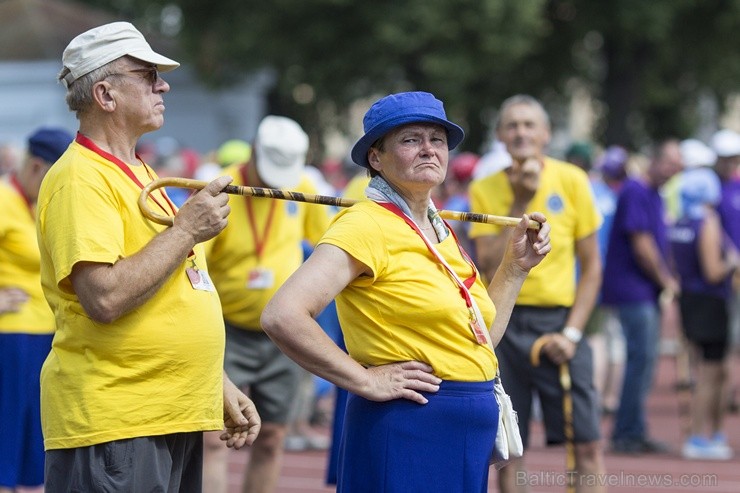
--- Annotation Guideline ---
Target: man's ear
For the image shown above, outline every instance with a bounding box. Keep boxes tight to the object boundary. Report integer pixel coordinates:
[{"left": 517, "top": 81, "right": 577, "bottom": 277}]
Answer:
[
  {"left": 29, "top": 156, "right": 46, "bottom": 174},
  {"left": 92, "top": 81, "right": 116, "bottom": 112}
]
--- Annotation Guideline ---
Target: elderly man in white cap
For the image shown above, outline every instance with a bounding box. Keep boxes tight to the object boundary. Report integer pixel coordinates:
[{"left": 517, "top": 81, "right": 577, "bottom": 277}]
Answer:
[
  {"left": 201, "top": 115, "right": 331, "bottom": 493},
  {"left": 37, "top": 22, "right": 260, "bottom": 492}
]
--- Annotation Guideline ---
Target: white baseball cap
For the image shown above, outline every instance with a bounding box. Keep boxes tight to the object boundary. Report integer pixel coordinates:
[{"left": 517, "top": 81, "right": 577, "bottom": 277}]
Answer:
[
  {"left": 254, "top": 116, "right": 309, "bottom": 189},
  {"left": 679, "top": 138, "right": 716, "bottom": 168},
  {"left": 711, "top": 129, "right": 740, "bottom": 158},
  {"left": 61, "top": 22, "right": 180, "bottom": 88}
]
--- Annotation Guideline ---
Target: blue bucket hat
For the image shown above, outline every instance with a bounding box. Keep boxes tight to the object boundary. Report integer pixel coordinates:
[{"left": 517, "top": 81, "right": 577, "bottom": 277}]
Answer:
[
  {"left": 350, "top": 91, "right": 464, "bottom": 168},
  {"left": 28, "top": 127, "right": 74, "bottom": 164}
]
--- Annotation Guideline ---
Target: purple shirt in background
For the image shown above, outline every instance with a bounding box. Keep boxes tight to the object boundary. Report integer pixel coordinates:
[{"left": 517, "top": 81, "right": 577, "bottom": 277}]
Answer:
[
  {"left": 718, "top": 179, "right": 740, "bottom": 249},
  {"left": 601, "top": 178, "right": 670, "bottom": 304},
  {"left": 669, "top": 216, "right": 731, "bottom": 299}
]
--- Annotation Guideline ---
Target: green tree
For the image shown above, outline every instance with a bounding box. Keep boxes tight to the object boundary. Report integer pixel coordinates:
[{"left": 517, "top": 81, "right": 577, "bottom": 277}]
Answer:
[
  {"left": 173, "top": 0, "right": 548, "bottom": 154},
  {"left": 77, "top": 0, "right": 740, "bottom": 153},
  {"left": 526, "top": 0, "right": 740, "bottom": 148},
  {"left": 79, "top": 0, "right": 547, "bottom": 154}
]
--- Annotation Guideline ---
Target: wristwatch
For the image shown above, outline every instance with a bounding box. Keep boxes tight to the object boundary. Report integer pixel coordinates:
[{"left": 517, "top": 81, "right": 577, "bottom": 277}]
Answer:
[{"left": 562, "top": 326, "right": 583, "bottom": 344}]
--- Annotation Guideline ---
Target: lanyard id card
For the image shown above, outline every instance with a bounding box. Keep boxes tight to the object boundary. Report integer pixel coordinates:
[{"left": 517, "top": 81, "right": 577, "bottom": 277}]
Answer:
[
  {"left": 247, "top": 267, "right": 275, "bottom": 289},
  {"left": 186, "top": 263, "right": 216, "bottom": 292}
]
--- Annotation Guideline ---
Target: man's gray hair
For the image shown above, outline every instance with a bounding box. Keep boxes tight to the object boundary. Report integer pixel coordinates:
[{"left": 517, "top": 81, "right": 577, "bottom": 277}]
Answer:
[
  {"left": 58, "top": 60, "right": 121, "bottom": 119},
  {"left": 496, "top": 94, "right": 551, "bottom": 129}
]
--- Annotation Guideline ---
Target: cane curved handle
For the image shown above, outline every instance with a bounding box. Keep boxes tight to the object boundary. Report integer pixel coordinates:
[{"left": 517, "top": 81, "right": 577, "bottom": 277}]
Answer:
[{"left": 138, "top": 177, "right": 202, "bottom": 226}]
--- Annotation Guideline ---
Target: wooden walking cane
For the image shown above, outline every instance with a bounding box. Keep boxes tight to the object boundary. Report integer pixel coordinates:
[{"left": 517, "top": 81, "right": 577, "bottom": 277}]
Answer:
[
  {"left": 531, "top": 335, "right": 576, "bottom": 493},
  {"left": 137, "top": 177, "right": 542, "bottom": 229}
]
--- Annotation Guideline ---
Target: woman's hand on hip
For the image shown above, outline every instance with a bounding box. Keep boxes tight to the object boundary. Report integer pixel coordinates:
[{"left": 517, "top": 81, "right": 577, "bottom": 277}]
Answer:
[{"left": 360, "top": 361, "right": 442, "bottom": 405}]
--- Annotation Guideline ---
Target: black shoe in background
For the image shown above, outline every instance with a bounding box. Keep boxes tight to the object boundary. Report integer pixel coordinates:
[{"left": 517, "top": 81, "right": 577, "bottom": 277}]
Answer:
[
  {"left": 611, "top": 439, "right": 644, "bottom": 455},
  {"left": 640, "top": 437, "right": 671, "bottom": 454}
]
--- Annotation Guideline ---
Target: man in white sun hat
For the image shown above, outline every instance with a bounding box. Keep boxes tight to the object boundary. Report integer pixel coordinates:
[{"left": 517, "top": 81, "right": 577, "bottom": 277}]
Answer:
[
  {"left": 38, "top": 22, "right": 261, "bottom": 492},
  {"left": 202, "top": 115, "right": 331, "bottom": 493}
]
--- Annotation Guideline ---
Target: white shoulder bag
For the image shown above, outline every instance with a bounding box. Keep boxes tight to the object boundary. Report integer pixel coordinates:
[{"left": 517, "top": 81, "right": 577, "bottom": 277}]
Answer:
[{"left": 489, "top": 369, "right": 524, "bottom": 469}]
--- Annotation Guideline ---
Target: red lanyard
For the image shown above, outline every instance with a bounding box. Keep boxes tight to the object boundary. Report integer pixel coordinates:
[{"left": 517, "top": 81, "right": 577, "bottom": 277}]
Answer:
[
  {"left": 75, "top": 133, "right": 194, "bottom": 259},
  {"left": 375, "top": 201, "right": 489, "bottom": 345},
  {"left": 241, "top": 166, "right": 277, "bottom": 262},
  {"left": 75, "top": 133, "right": 177, "bottom": 219},
  {"left": 375, "top": 201, "right": 477, "bottom": 301},
  {"left": 9, "top": 173, "right": 33, "bottom": 218}
]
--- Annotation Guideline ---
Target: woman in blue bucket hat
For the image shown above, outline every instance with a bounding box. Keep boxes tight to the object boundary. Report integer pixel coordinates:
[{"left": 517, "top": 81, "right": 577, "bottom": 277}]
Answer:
[{"left": 262, "top": 91, "right": 551, "bottom": 492}]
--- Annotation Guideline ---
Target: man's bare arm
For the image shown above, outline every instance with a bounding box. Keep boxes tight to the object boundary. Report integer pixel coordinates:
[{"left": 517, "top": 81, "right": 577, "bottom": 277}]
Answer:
[{"left": 71, "top": 176, "right": 232, "bottom": 323}]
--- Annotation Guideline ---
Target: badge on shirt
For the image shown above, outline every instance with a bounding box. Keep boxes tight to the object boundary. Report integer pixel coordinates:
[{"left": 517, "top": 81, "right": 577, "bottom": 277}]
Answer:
[
  {"left": 186, "top": 267, "right": 216, "bottom": 292},
  {"left": 247, "top": 267, "right": 274, "bottom": 289}
]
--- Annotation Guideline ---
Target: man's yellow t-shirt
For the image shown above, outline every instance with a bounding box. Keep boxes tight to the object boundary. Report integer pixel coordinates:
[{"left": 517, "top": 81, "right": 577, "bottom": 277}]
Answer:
[
  {"left": 320, "top": 201, "right": 498, "bottom": 381},
  {"left": 469, "top": 157, "right": 602, "bottom": 307},
  {"left": 204, "top": 165, "right": 331, "bottom": 330},
  {"left": 0, "top": 179, "right": 54, "bottom": 333},
  {"left": 37, "top": 139, "right": 224, "bottom": 450}
]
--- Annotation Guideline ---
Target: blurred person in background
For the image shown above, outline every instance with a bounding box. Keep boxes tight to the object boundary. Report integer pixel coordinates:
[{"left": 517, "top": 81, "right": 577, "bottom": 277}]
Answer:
[
  {"left": 341, "top": 170, "right": 370, "bottom": 200},
  {"left": 0, "top": 127, "right": 72, "bottom": 493},
  {"left": 473, "top": 140, "right": 512, "bottom": 180},
  {"left": 202, "top": 115, "right": 330, "bottom": 493},
  {"left": 712, "top": 130, "right": 740, "bottom": 250},
  {"left": 586, "top": 145, "right": 630, "bottom": 417},
  {"left": 668, "top": 139, "right": 717, "bottom": 220},
  {"left": 602, "top": 139, "right": 682, "bottom": 455},
  {"left": 710, "top": 128, "right": 740, "bottom": 413},
  {"left": 320, "top": 157, "right": 349, "bottom": 192},
  {"left": 667, "top": 139, "right": 718, "bottom": 391},
  {"left": 441, "top": 151, "right": 480, "bottom": 258},
  {"left": 150, "top": 137, "right": 200, "bottom": 207},
  {"left": 469, "top": 95, "right": 605, "bottom": 493},
  {"left": 341, "top": 150, "right": 372, "bottom": 201},
  {"left": 669, "top": 167, "right": 738, "bottom": 460},
  {"left": 565, "top": 140, "right": 594, "bottom": 172},
  {"left": 39, "top": 22, "right": 260, "bottom": 492},
  {"left": 0, "top": 144, "right": 21, "bottom": 177}
]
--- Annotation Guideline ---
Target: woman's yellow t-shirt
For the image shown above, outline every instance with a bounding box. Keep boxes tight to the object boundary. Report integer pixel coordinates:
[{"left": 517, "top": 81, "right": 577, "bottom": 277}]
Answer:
[
  {"left": 36, "top": 141, "right": 224, "bottom": 450},
  {"left": 320, "top": 201, "right": 498, "bottom": 382},
  {"left": 0, "top": 180, "right": 54, "bottom": 333}
]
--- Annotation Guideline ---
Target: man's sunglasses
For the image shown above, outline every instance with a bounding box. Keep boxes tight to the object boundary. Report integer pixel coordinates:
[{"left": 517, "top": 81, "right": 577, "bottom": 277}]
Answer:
[{"left": 107, "top": 66, "right": 159, "bottom": 86}]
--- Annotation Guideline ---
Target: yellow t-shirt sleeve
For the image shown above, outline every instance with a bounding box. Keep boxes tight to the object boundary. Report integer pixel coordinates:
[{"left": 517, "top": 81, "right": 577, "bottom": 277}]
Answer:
[
  {"left": 319, "top": 206, "right": 388, "bottom": 283},
  {"left": 38, "top": 175, "right": 124, "bottom": 291}
]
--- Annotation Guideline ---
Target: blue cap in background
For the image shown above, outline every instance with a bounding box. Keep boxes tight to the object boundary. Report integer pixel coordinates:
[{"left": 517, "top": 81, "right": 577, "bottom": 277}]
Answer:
[{"left": 28, "top": 127, "right": 74, "bottom": 164}]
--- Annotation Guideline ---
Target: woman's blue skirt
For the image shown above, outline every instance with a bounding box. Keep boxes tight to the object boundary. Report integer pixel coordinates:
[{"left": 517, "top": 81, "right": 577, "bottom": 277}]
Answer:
[{"left": 337, "top": 380, "right": 498, "bottom": 493}]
